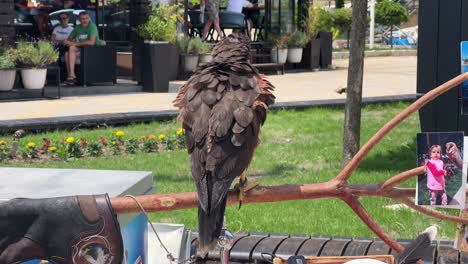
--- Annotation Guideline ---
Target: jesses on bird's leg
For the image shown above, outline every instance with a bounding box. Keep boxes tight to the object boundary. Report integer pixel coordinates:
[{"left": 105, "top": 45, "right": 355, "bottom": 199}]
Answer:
[
  {"left": 217, "top": 217, "right": 234, "bottom": 264},
  {"left": 236, "top": 171, "right": 259, "bottom": 209}
]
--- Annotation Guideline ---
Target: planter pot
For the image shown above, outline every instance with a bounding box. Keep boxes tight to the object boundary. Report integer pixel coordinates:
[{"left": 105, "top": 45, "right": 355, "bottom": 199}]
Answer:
[
  {"left": 310, "top": 38, "right": 321, "bottom": 69},
  {"left": 183, "top": 54, "right": 199, "bottom": 72},
  {"left": 199, "top": 54, "right": 214, "bottom": 64},
  {"left": 168, "top": 44, "right": 179, "bottom": 81},
  {"left": 0, "top": 69, "right": 16, "bottom": 91},
  {"left": 318, "top": 31, "right": 333, "bottom": 68},
  {"left": 287, "top": 48, "right": 304, "bottom": 63},
  {"left": 271, "top": 48, "right": 288, "bottom": 64},
  {"left": 21, "top": 69, "right": 47, "bottom": 89},
  {"left": 141, "top": 41, "right": 179, "bottom": 93}
]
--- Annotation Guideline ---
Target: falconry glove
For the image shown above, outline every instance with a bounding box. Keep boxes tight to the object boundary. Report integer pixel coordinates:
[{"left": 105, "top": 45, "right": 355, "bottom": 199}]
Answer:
[{"left": 0, "top": 194, "right": 123, "bottom": 264}]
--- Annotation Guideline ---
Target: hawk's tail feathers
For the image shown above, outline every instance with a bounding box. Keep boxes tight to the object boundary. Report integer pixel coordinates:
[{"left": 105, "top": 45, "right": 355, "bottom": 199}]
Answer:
[{"left": 197, "top": 196, "right": 228, "bottom": 258}]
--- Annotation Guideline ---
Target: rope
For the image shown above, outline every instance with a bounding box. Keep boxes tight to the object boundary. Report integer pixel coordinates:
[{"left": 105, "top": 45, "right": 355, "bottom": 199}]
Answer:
[{"left": 125, "top": 195, "right": 196, "bottom": 264}]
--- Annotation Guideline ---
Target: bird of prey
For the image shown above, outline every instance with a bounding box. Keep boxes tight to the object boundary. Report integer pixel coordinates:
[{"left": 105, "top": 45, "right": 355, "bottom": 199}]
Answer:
[{"left": 173, "top": 34, "right": 275, "bottom": 256}]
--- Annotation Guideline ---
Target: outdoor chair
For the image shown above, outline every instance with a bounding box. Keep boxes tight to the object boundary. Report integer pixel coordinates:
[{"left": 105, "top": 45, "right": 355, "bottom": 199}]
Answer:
[
  {"left": 219, "top": 11, "right": 246, "bottom": 35},
  {"left": 187, "top": 10, "right": 204, "bottom": 38},
  {"left": 77, "top": 43, "right": 117, "bottom": 86},
  {"left": 56, "top": 42, "right": 117, "bottom": 87},
  {"left": 187, "top": 10, "right": 216, "bottom": 41},
  {"left": 251, "top": 14, "right": 265, "bottom": 42}
]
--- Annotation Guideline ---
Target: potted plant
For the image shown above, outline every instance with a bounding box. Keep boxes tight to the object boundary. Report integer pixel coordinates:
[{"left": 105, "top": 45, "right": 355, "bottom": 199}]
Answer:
[
  {"left": 178, "top": 36, "right": 204, "bottom": 72},
  {"left": 15, "top": 41, "right": 58, "bottom": 89},
  {"left": 270, "top": 34, "right": 289, "bottom": 64},
  {"left": 138, "top": 4, "right": 180, "bottom": 92},
  {"left": 199, "top": 42, "right": 213, "bottom": 64},
  {"left": 287, "top": 31, "right": 309, "bottom": 63},
  {"left": 0, "top": 50, "right": 17, "bottom": 91}
]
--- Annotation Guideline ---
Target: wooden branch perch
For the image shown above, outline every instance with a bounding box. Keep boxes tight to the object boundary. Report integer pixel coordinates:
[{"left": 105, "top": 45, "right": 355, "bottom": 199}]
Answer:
[{"left": 110, "top": 73, "right": 468, "bottom": 254}]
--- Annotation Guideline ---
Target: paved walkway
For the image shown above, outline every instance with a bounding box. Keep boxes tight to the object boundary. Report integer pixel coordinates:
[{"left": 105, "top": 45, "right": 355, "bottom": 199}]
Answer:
[{"left": 1, "top": 56, "right": 416, "bottom": 121}]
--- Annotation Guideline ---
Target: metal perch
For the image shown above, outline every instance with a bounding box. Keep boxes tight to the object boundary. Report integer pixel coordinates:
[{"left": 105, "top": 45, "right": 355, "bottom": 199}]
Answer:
[{"left": 111, "top": 72, "right": 468, "bottom": 253}]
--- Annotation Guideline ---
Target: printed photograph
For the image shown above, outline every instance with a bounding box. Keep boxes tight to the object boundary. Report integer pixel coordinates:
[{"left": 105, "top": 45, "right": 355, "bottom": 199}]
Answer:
[
  {"left": 461, "top": 42, "right": 468, "bottom": 114},
  {"left": 454, "top": 137, "right": 468, "bottom": 251},
  {"left": 416, "top": 132, "right": 465, "bottom": 208}
]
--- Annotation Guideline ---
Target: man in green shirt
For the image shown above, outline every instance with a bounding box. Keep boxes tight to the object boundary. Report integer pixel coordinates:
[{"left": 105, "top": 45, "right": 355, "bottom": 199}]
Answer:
[{"left": 63, "top": 11, "right": 100, "bottom": 85}]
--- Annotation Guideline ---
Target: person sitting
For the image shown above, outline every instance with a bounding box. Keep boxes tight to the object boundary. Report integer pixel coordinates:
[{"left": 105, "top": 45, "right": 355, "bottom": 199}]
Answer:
[
  {"left": 62, "top": 11, "right": 100, "bottom": 86},
  {"left": 50, "top": 13, "right": 74, "bottom": 57},
  {"left": 226, "top": 0, "right": 255, "bottom": 13},
  {"left": 226, "top": 0, "right": 258, "bottom": 37}
]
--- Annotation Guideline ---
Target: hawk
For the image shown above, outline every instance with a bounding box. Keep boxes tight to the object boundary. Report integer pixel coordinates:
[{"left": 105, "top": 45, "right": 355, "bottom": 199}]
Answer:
[{"left": 173, "top": 34, "right": 275, "bottom": 255}]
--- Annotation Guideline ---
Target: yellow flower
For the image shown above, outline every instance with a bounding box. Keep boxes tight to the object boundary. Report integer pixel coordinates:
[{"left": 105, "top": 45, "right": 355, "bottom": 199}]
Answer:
[
  {"left": 66, "top": 137, "right": 75, "bottom": 143},
  {"left": 176, "top": 128, "right": 185, "bottom": 136},
  {"left": 111, "top": 141, "right": 117, "bottom": 145},
  {"left": 0, "top": 140, "right": 5, "bottom": 145},
  {"left": 49, "top": 146, "right": 57, "bottom": 152},
  {"left": 27, "top": 142, "right": 36, "bottom": 148},
  {"left": 147, "top": 134, "right": 156, "bottom": 140},
  {"left": 115, "top": 130, "right": 125, "bottom": 137},
  {"left": 158, "top": 134, "right": 166, "bottom": 140}
]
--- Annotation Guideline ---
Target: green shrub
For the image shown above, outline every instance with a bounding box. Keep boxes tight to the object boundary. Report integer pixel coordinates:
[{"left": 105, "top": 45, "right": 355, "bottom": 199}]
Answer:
[
  {"left": 177, "top": 37, "right": 205, "bottom": 54},
  {"left": 269, "top": 34, "right": 289, "bottom": 49},
  {"left": 138, "top": 4, "right": 179, "bottom": 43},
  {"left": 375, "top": 0, "right": 409, "bottom": 28},
  {"left": 0, "top": 50, "right": 16, "bottom": 70},
  {"left": 287, "top": 31, "right": 309, "bottom": 48},
  {"left": 187, "top": 37, "right": 204, "bottom": 55},
  {"left": 177, "top": 36, "right": 191, "bottom": 53},
  {"left": 304, "top": 6, "right": 333, "bottom": 37},
  {"left": 331, "top": 8, "right": 352, "bottom": 33},
  {"left": 15, "top": 41, "right": 59, "bottom": 68},
  {"left": 200, "top": 42, "right": 213, "bottom": 54}
]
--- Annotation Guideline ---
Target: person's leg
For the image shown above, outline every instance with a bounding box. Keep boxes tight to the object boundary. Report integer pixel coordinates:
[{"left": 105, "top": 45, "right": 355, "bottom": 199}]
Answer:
[
  {"left": 246, "top": 18, "right": 253, "bottom": 39},
  {"left": 64, "top": 52, "right": 70, "bottom": 78},
  {"left": 430, "top": 190, "right": 436, "bottom": 205},
  {"left": 441, "top": 191, "right": 448, "bottom": 205},
  {"left": 213, "top": 17, "right": 224, "bottom": 40},
  {"left": 203, "top": 19, "right": 214, "bottom": 40},
  {"left": 68, "top": 45, "right": 77, "bottom": 79}
]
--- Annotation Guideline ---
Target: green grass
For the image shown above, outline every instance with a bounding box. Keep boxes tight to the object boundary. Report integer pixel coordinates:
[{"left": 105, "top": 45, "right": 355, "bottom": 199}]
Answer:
[{"left": 0, "top": 102, "right": 459, "bottom": 240}]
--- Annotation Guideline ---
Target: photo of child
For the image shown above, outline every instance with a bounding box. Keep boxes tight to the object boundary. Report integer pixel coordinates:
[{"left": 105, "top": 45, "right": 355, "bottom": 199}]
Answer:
[
  {"left": 425, "top": 145, "right": 448, "bottom": 205},
  {"left": 416, "top": 132, "right": 465, "bottom": 208}
]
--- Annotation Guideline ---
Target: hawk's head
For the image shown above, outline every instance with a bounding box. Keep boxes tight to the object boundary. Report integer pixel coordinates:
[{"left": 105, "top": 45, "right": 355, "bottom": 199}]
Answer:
[{"left": 212, "top": 33, "right": 251, "bottom": 63}]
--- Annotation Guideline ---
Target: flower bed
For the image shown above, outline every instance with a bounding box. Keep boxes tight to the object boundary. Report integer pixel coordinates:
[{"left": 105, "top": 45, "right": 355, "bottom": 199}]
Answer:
[{"left": 0, "top": 129, "right": 185, "bottom": 162}]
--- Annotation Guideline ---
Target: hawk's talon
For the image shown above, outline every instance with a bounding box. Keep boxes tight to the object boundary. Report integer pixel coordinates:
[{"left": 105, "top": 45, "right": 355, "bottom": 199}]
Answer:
[{"left": 236, "top": 173, "right": 259, "bottom": 209}]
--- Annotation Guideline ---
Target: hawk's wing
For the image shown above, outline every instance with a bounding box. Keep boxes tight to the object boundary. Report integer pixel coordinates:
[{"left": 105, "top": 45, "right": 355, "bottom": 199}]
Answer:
[{"left": 174, "top": 61, "right": 275, "bottom": 213}]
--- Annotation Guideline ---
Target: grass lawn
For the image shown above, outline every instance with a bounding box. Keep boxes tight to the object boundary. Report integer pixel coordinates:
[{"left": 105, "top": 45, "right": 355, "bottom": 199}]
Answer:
[{"left": 1, "top": 102, "right": 459, "bottom": 241}]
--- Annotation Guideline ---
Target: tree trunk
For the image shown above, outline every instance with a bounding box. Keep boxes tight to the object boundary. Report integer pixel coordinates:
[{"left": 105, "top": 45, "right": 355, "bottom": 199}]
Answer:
[{"left": 342, "top": 0, "right": 368, "bottom": 165}]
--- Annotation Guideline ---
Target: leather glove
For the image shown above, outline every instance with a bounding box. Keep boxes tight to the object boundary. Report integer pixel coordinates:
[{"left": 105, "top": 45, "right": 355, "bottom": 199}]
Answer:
[{"left": 0, "top": 194, "right": 123, "bottom": 264}]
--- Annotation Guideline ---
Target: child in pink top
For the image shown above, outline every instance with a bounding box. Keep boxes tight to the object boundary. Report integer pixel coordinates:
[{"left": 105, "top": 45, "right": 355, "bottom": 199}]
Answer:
[{"left": 425, "top": 145, "right": 448, "bottom": 205}]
